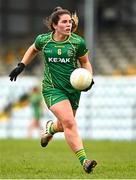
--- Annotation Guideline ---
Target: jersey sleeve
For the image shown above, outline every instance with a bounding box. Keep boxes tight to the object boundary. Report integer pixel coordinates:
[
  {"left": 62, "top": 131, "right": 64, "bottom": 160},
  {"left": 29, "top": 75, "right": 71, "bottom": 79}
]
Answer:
[
  {"left": 34, "top": 34, "right": 44, "bottom": 50},
  {"left": 76, "top": 37, "right": 88, "bottom": 58}
]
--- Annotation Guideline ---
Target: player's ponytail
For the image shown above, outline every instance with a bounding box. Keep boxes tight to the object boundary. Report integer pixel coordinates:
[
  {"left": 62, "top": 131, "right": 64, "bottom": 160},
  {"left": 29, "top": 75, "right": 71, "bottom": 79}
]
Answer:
[{"left": 71, "top": 12, "right": 78, "bottom": 32}]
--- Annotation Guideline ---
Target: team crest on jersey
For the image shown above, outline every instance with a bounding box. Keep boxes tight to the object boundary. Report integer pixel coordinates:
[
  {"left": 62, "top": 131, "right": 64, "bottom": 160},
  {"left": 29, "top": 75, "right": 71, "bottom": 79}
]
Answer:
[{"left": 67, "top": 48, "right": 74, "bottom": 57}]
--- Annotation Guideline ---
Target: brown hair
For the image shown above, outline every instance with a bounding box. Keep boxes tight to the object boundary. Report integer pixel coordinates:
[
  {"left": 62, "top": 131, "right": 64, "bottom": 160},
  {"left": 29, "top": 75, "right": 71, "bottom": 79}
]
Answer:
[{"left": 45, "top": 7, "right": 78, "bottom": 32}]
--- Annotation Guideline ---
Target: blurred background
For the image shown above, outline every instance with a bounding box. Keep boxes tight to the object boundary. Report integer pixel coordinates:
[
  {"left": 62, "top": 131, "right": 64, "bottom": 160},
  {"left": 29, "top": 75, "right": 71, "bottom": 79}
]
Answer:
[{"left": 0, "top": 0, "right": 136, "bottom": 140}]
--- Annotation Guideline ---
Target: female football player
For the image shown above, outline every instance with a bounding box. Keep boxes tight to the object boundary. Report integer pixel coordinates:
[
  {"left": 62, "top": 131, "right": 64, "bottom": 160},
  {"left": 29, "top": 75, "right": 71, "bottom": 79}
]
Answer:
[{"left": 9, "top": 7, "right": 97, "bottom": 173}]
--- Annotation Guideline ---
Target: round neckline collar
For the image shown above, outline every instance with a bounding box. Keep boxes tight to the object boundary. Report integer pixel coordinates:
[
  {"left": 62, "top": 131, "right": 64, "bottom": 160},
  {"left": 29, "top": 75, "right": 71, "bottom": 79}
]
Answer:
[{"left": 51, "top": 32, "right": 70, "bottom": 43}]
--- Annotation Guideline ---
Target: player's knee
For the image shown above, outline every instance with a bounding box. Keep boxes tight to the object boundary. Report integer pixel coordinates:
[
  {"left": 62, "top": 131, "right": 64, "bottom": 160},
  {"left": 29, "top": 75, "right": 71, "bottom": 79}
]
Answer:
[{"left": 63, "top": 118, "right": 76, "bottom": 129}]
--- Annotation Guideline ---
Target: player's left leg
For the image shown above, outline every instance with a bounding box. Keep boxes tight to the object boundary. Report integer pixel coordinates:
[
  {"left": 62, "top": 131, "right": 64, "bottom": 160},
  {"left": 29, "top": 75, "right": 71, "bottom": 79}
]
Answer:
[{"left": 49, "top": 100, "right": 97, "bottom": 173}]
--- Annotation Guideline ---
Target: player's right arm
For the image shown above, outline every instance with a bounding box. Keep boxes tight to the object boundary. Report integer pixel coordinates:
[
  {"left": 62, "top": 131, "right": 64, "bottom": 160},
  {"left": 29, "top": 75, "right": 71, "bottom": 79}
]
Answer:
[
  {"left": 9, "top": 34, "right": 47, "bottom": 81},
  {"left": 9, "top": 44, "right": 39, "bottom": 81},
  {"left": 21, "top": 44, "right": 39, "bottom": 65}
]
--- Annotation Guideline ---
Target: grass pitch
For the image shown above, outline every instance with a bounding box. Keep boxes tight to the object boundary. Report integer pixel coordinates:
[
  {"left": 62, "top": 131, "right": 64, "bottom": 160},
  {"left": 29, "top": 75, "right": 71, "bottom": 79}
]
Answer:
[{"left": 0, "top": 139, "right": 136, "bottom": 179}]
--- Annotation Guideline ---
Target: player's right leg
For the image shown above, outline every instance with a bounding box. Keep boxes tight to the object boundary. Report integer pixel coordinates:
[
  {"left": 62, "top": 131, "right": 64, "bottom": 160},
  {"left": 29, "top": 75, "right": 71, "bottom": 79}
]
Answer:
[
  {"left": 41, "top": 120, "right": 54, "bottom": 147},
  {"left": 41, "top": 87, "right": 67, "bottom": 147},
  {"left": 41, "top": 119, "right": 64, "bottom": 147}
]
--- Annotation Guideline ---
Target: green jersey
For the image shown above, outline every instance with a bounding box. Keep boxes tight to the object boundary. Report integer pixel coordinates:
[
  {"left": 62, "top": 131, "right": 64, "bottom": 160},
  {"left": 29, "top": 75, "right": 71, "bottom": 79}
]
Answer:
[{"left": 34, "top": 32, "right": 88, "bottom": 93}]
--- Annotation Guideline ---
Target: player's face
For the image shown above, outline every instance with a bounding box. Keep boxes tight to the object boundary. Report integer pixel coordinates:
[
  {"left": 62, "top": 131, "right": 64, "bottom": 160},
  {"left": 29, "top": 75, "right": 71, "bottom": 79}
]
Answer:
[{"left": 54, "top": 14, "right": 72, "bottom": 36}]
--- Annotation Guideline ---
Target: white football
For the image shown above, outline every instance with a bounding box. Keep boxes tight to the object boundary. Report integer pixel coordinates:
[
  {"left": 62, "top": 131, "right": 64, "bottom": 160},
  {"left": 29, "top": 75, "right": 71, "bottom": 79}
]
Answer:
[{"left": 70, "top": 68, "right": 93, "bottom": 90}]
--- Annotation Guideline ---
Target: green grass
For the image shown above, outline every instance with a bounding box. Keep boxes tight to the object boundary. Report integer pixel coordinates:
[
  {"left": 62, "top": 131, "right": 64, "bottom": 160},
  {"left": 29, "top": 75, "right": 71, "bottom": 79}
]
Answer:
[{"left": 0, "top": 139, "right": 136, "bottom": 179}]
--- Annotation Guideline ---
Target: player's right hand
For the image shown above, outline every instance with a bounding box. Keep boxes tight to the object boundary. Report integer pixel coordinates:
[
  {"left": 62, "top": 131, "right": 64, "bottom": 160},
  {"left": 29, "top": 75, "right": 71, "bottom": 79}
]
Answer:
[{"left": 9, "top": 63, "right": 25, "bottom": 81}]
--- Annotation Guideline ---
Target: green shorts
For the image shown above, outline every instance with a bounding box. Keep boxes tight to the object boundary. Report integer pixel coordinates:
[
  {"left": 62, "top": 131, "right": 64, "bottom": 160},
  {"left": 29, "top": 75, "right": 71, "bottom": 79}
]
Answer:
[{"left": 42, "top": 87, "right": 81, "bottom": 110}]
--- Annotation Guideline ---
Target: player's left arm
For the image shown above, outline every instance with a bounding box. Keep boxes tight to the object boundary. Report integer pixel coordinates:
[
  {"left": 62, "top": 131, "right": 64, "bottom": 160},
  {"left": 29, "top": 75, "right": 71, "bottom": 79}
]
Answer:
[{"left": 79, "top": 53, "right": 93, "bottom": 74}]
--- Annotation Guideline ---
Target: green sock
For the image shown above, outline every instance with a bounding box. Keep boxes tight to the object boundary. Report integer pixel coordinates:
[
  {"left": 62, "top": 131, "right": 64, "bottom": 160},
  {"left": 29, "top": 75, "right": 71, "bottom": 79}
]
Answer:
[
  {"left": 75, "top": 149, "right": 87, "bottom": 165},
  {"left": 49, "top": 123, "right": 58, "bottom": 135}
]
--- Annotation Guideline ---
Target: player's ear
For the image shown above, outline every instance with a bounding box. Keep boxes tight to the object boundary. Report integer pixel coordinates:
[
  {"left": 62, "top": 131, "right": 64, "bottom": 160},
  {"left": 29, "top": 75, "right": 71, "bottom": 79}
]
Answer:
[{"left": 52, "top": 23, "right": 57, "bottom": 30}]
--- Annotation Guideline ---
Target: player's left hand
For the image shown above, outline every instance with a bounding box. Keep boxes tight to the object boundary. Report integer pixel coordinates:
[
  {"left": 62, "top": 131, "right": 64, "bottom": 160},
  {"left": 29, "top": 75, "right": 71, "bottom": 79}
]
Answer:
[{"left": 82, "top": 79, "right": 94, "bottom": 92}]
